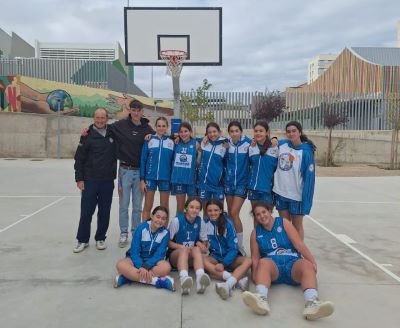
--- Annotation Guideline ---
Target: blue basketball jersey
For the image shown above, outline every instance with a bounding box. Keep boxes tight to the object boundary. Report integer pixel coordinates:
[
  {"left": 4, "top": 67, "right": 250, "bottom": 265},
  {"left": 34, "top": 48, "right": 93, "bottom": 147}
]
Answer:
[
  {"left": 255, "top": 217, "right": 299, "bottom": 261},
  {"left": 168, "top": 214, "right": 202, "bottom": 247}
]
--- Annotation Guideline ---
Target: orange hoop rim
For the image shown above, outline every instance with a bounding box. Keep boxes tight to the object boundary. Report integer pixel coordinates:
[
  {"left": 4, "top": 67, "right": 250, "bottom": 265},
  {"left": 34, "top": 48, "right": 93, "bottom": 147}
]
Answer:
[{"left": 160, "top": 49, "right": 187, "bottom": 59}]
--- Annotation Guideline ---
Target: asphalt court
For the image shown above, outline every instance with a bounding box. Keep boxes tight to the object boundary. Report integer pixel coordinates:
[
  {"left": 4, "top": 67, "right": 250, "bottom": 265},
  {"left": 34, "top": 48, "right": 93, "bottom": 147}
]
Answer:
[{"left": 1, "top": 158, "right": 400, "bottom": 328}]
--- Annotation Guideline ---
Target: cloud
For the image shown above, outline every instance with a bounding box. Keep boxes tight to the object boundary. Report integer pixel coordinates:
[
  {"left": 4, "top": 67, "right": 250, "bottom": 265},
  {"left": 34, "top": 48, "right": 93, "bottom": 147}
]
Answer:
[{"left": 1, "top": 0, "right": 399, "bottom": 97}]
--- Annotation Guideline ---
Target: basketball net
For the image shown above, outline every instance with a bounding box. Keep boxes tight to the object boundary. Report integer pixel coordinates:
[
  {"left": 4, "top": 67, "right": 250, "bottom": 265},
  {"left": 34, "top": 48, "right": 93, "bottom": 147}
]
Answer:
[{"left": 160, "top": 50, "right": 187, "bottom": 77}]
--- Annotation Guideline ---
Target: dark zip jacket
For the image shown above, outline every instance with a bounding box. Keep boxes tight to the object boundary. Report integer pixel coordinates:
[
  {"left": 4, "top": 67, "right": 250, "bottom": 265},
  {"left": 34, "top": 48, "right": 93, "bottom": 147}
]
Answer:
[{"left": 74, "top": 124, "right": 117, "bottom": 182}]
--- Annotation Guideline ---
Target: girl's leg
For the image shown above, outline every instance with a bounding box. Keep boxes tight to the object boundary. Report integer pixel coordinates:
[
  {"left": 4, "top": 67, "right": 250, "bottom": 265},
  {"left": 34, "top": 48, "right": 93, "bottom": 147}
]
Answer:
[
  {"left": 115, "top": 257, "right": 141, "bottom": 282},
  {"left": 191, "top": 246, "right": 210, "bottom": 294},
  {"left": 278, "top": 209, "right": 290, "bottom": 221},
  {"left": 159, "top": 191, "right": 170, "bottom": 215},
  {"left": 176, "top": 194, "right": 186, "bottom": 215},
  {"left": 202, "top": 255, "right": 224, "bottom": 280},
  {"left": 170, "top": 248, "right": 193, "bottom": 294},
  {"left": 226, "top": 195, "right": 233, "bottom": 213},
  {"left": 142, "top": 190, "right": 155, "bottom": 220},
  {"left": 291, "top": 259, "right": 334, "bottom": 320},
  {"left": 242, "top": 258, "right": 278, "bottom": 315},
  {"left": 291, "top": 215, "right": 304, "bottom": 240},
  {"left": 229, "top": 196, "right": 246, "bottom": 251}
]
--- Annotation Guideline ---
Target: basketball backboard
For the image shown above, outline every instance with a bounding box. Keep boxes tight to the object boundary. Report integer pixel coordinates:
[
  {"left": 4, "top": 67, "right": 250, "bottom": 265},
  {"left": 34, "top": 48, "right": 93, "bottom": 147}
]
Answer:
[{"left": 124, "top": 7, "right": 222, "bottom": 66}]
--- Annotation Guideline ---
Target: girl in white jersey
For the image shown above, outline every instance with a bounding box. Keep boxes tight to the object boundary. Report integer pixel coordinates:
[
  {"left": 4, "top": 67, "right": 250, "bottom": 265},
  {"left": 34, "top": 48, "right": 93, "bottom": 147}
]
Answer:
[
  {"left": 273, "top": 121, "right": 316, "bottom": 240},
  {"left": 242, "top": 203, "right": 334, "bottom": 321}
]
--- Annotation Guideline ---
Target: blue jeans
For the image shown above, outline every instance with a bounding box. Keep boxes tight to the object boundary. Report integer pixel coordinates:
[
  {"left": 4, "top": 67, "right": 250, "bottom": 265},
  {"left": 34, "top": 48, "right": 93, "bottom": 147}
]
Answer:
[{"left": 118, "top": 167, "right": 143, "bottom": 234}]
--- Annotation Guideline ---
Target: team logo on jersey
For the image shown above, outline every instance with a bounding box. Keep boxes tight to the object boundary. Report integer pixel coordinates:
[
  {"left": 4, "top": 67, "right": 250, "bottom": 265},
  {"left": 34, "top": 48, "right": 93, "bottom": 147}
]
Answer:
[
  {"left": 277, "top": 226, "right": 283, "bottom": 233},
  {"left": 309, "top": 164, "right": 314, "bottom": 172},
  {"left": 278, "top": 153, "right": 293, "bottom": 171},
  {"left": 179, "top": 154, "right": 188, "bottom": 162}
]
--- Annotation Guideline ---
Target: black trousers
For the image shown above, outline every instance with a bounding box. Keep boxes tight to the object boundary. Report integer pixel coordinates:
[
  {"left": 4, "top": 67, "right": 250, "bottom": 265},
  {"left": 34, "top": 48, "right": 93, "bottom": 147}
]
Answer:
[{"left": 76, "top": 180, "right": 114, "bottom": 243}]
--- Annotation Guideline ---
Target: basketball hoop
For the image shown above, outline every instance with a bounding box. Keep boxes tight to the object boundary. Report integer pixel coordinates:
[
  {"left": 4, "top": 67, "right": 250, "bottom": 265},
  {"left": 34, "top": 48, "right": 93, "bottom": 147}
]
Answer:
[{"left": 160, "top": 50, "right": 187, "bottom": 77}]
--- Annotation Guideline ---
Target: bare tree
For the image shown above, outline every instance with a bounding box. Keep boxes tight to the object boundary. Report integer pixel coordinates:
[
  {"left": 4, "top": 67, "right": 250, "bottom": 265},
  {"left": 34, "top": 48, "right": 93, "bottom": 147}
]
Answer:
[
  {"left": 180, "top": 79, "right": 214, "bottom": 134},
  {"left": 386, "top": 93, "right": 400, "bottom": 169},
  {"left": 323, "top": 105, "right": 348, "bottom": 166},
  {"left": 252, "top": 90, "right": 286, "bottom": 122}
]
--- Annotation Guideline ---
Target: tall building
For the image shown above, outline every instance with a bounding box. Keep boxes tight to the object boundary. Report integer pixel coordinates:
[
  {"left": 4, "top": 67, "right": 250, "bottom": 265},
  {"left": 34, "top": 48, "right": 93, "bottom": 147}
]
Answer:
[
  {"left": 307, "top": 54, "right": 338, "bottom": 84},
  {"left": 34, "top": 41, "right": 127, "bottom": 73},
  {"left": 0, "top": 28, "right": 34, "bottom": 59},
  {"left": 397, "top": 20, "right": 400, "bottom": 47}
]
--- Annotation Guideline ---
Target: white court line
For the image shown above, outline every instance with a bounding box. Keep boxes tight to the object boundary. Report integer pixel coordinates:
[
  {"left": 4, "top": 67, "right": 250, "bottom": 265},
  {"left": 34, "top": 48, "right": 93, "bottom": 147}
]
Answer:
[
  {"left": 0, "top": 197, "right": 65, "bottom": 233},
  {"left": 315, "top": 200, "right": 400, "bottom": 205},
  {"left": 307, "top": 215, "right": 400, "bottom": 284}
]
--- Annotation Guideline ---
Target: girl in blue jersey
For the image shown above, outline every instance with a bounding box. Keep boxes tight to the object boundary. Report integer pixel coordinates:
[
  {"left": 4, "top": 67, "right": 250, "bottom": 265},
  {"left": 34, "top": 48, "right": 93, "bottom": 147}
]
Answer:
[
  {"left": 200, "top": 200, "right": 252, "bottom": 300},
  {"left": 140, "top": 117, "right": 175, "bottom": 220},
  {"left": 198, "top": 122, "right": 227, "bottom": 207},
  {"left": 242, "top": 203, "right": 334, "bottom": 320},
  {"left": 224, "top": 121, "right": 251, "bottom": 254},
  {"left": 113, "top": 206, "right": 175, "bottom": 291},
  {"left": 171, "top": 122, "right": 200, "bottom": 215},
  {"left": 168, "top": 197, "right": 211, "bottom": 295},
  {"left": 247, "top": 120, "right": 279, "bottom": 212},
  {"left": 273, "top": 121, "right": 316, "bottom": 240}
]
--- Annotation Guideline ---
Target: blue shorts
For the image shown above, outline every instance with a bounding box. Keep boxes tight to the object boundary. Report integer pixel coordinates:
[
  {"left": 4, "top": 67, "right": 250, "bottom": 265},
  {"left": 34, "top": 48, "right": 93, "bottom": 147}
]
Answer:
[
  {"left": 171, "top": 183, "right": 197, "bottom": 196},
  {"left": 248, "top": 190, "right": 273, "bottom": 205},
  {"left": 224, "top": 185, "right": 247, "bottom": 198},
  {"left": 198, "top": 188, "right": 224, "bottom": 201},
  {"left": 275, "top": 194, "right": 308, "bottom": 216},
  {"left": 145, "top": 179, "right": 170, "bottom": 192},
  {"left": 271, "top": 256, "right": 300, "bottom": 286}
]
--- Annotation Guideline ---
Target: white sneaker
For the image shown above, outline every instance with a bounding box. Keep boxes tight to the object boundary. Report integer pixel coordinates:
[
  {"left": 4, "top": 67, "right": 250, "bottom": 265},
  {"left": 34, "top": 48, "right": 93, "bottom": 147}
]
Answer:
[
  {"left": 303, "top": 297, "right": 334, "bottom": 320},
  {"left": 242, "top": 291, "right": 270, "bottom": 315},
  {"left": 196, "top": 273, "right": 211, "bottom": 294},
  {"left": 73, "top": 242, "right": 89, "bottom": 253},
  {"left": 215, "top": 282, "right": 231, "bottom": 300},
  {"left": 235, "top": 276, "right": 249, "bottom": 291},
  {"left": 96, "top": 240, "right": 107, "bottom": 250},
  {"left": 118, "top": 233, "right": 129, "bottom": 248},
  {"left": 180, "top": 276, "right": 193, "bottom": 295}
]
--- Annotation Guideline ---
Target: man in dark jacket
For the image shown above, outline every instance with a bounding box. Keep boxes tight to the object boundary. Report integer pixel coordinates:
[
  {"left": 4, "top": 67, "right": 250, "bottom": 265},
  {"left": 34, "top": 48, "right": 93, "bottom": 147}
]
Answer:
[
  {"left": 111, "top": 100, "right": 154, "bottom": 247},
  {"left": 73, "top": 108, "right": 117, "bottom": 253}
]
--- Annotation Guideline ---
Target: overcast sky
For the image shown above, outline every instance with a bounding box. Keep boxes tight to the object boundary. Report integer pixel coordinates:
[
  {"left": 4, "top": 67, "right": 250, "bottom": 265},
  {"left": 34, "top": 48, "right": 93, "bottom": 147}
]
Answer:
[{"left": 1, "top": 0, "right": 400, "bottom": 98}]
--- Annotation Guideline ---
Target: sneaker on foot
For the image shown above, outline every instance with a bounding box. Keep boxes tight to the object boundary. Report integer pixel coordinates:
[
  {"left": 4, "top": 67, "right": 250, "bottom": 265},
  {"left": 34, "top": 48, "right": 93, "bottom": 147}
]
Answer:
[
  {"left": 96, "top": 240, "right": 107, "bottom": 250},
  {"left": 155, "top": 276, "right": 176, "bottom": 292},
  {"left": 118, "top": 233, "right": 129, "bottom": 248},
  {"left": 180, "top": 276, "right": 193, "bottom": 295},
  {"left": 215, "top": 282, "right": 231, "bottom": 300},
  {"left": 242, "top": 291, "right": 270, "bottom": 315},
  {"left": 303, "top": 297, "right": 334, "bottom": 320},
  {"left": 73, "top": 242, "right": 89, "bottom": 253},
  {"left": 113, "top": 274, "right": 131, "bottom": 288},
  {"left": 196, "top": 273, "right": 211, "bottom": 294},
  {"left": 236, "top": 276, "right": 249, "bottom": 291}
]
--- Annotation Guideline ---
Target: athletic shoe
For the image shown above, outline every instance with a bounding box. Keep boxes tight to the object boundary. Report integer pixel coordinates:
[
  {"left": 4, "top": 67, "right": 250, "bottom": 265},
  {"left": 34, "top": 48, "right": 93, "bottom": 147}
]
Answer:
[
  {"left": 113, "top": 274, "right": 131, "bottom": 288},
  {"left": 118, "top": 233, "right": 129, "bottom": 248},
  {"left": 236, "top": 276, "right": 249, "bottom": 291},
  {"left": 96, "top": 240, "right": 107, "bottom": 250},
  {"left": 303, "top": 297, "right": 334, "bottom": 320},
  {"left": 215, "top": 282, "right": 231, "bottom": 300},
  {"left": 242, "top": 291, "right": 270, "bottom": 315},
  {"left": 196, "top": 273, "right": 211, "bottom": 294},
  {"left": 180, "top": 276, "right": 193, "bottom": 295},
  {"left": 73, "top": 242, "right": 89, "bottom": 253},
  {"left": 155, "top": 276, "right": 176, "bottom": 292}
]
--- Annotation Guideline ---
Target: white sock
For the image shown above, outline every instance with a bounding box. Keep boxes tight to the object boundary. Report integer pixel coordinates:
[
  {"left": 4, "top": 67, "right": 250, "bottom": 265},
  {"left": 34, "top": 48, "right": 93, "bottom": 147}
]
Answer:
[
  {"left": 222, "top": 271, "right": 232, "bottom": 280},
  {"left": 303, "top": 288, "right": 318, "bottom": 301},
  {"left": 226, "top": 276, "right": 237, "bottom": 289},
  {"left": 237, "top": 232, "right": 243, "bottom": 248},
  {"left": 195, "top": 269, "right": 205, "bottom": 280},
  {"left": 256, "top": 284, "right": 269, "bottom": 298},
  {"left": 179, "top": 270, "right": 189, "bottom": 281}
]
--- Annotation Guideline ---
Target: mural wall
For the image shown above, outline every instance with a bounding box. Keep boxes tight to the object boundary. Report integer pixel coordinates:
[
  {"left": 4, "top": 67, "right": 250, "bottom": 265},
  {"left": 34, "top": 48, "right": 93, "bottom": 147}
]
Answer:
[{"left": 0, "top": 75, "right": 173, "bottom": 118}]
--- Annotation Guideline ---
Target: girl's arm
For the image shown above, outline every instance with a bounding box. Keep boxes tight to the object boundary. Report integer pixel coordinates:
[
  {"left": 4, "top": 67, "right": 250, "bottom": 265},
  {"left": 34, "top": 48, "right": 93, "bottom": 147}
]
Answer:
[
  {"left": 130, "top": 228, "right": 144, "bottom": 269},
  {"left": 139, "top": 140, "right": 149, "bottom": 181},
  {"left": 221, "top": 222, "right": 239, "bottom": 267},
  {"left": 250, "top": 229, "right": 261, "bottom": 276},
  {"left": 283, "top": 219, "right": 317, "bottom": 272},
  {"left": 300, "top": 147, "right": 316, "bottom": 214}
]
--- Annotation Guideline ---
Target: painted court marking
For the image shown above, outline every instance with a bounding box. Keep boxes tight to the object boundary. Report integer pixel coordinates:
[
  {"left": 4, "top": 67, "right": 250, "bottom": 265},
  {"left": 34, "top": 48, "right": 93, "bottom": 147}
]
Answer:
[
  {"left": 0, "top": 197, "right": 65, "bottom": 233},
  {"left": 307, "top": 215, "right": 400, "bottom": 284}
]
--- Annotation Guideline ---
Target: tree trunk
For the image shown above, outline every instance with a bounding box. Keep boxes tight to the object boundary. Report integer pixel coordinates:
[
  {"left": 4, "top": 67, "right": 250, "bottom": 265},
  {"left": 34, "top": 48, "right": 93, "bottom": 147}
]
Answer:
[{"left": 326, "top": 128, "right": 333, "bottom": 166}]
